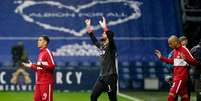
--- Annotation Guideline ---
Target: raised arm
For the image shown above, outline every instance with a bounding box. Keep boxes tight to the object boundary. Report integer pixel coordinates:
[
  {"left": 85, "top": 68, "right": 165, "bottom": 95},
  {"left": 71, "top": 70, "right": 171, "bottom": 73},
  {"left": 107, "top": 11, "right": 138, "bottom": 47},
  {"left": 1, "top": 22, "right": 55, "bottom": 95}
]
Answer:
[
  {"left": 85, "top": 19, "right": 101, "bottom": 48},
  {"left": 155, "top": 50, "right": 174, "bottom": 64},
  {"left": 99, "top": 16, "right": 116, "bottom": 50}
]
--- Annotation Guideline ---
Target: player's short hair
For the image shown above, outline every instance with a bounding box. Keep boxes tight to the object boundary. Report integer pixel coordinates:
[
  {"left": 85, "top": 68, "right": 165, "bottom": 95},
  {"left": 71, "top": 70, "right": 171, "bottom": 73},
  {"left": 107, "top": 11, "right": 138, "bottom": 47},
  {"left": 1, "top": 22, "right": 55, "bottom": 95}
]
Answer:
[
  {"left": 179, "top": 36, "right": 187, "bottom": 42},
  {"left": 40, "top": 35, "right": 50, "bottom": 44}
]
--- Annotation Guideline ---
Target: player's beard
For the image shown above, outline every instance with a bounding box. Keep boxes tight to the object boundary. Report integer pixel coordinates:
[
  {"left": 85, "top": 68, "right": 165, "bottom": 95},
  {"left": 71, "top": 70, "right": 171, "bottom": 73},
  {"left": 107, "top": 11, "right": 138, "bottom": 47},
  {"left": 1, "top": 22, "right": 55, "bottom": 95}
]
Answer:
[
  {"left": 100, "top": 37, "right": 106, "bottom": 42},
  {"left": 100, "top": 37, "right": 108, "bottom": 48}
]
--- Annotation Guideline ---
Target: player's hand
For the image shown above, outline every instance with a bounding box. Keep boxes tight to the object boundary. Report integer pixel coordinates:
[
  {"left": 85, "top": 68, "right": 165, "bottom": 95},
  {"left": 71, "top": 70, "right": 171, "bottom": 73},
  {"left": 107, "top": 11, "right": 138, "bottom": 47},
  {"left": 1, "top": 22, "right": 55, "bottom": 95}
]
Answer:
[
  {"left": 99, "top": 16, "right": 108, "bottom": 32},
  {"left": 165, "top": 75, "right": 172, "bottom": 83},
  {"left": 155, "top": 50, "right": 162, "bottom": 58},
  {"left": 165, "top": 75, "right": 173, "bottom": 86},
  {"left": 85, "top": 19, "right": 91, "bottom": 27},
  {"left": 85, "top": 19, "right": 93, "bottom": 33},
  {"left": 22, "top": 60, "right": 32, "bottom": 68}
]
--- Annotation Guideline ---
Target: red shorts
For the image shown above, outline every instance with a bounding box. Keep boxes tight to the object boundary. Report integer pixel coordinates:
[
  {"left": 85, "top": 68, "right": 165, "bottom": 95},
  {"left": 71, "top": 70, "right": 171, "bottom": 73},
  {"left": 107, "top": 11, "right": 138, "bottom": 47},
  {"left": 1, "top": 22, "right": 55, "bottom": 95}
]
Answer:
[
  {"left": 34, "top": 84, "right": 53, "bottom": 101},
  {"left": 169, "top": 80, "right": 188, "bottom": 96}
]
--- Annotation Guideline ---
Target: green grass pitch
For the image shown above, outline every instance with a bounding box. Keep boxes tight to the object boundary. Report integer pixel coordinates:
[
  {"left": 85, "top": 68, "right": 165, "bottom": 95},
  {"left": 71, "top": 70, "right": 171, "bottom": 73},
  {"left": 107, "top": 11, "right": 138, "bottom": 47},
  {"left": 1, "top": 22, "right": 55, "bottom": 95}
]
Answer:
[
  {"left": 0, "top": 91, "right": 196, "bottom": 101},
  {"left": 0, "top": 91, "right": 133, "bottom": 101}
]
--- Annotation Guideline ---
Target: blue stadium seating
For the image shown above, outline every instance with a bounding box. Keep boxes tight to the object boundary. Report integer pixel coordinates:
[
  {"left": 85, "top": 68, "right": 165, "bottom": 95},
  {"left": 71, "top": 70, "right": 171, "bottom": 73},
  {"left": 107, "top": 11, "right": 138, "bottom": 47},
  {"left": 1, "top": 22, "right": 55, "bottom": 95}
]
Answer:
[{"left": 0, "top": 60, "right": 170, "bottom": 90}]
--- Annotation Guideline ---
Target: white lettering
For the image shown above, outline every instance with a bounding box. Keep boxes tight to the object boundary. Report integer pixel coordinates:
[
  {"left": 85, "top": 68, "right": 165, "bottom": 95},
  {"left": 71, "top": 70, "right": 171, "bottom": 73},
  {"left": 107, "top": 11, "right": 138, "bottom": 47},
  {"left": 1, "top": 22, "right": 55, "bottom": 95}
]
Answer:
[
  {"left": 56, "top": 72, "right": 63, "bottom": 84},
  {"left": 66, "top": 72, "right": 72, "bottom": 84},
  {"left": 75, "top": 72, "right": 82, "bottom": 84},
  {"left": 0, "top": 72, "right": 6, "bottom": 84}
]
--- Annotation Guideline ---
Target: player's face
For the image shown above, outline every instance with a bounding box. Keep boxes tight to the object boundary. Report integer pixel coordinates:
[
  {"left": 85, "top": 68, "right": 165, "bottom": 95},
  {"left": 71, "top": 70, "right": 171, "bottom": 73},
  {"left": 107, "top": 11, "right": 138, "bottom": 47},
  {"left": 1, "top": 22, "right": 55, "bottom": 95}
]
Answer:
[
  {"left": 101, "top": 32, "right": 108, "bottom": 45},
  {"left": 168, "top": 40, "right": 177, "bottom": 49},
  {"left": 37, "top": 37, "right": 47, "bottom": 48},
  {"left": 181, "top": 40, "right": 188, "bottom": 46}
]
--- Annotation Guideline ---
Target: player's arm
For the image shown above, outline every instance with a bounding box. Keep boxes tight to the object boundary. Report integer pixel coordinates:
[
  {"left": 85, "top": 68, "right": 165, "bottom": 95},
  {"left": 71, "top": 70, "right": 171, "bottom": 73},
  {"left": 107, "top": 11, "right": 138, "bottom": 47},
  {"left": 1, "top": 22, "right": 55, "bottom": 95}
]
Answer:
[
  {"left": 85, "top": 19, "right": 101, "bottom": 48},
  {"left": 182, "top": 47, "right": 198, "bottom": 65},
  {"left": 22, "top": 60, "right": 38, "bottom": 71},
  {"left": 39, "top": 51, "right": 55, "bottom": 71},
  {"left": 106, "top": 31, "right": 116, "bottom": 50},
  {"left": 99, "top": 16, "right": 116, "bottom": 50},
  {"left": 155, "top": 50, "right": 174, "bottom": 64},
  {"left": 30, "top": 64, "right": 38, "bottom": 71},
  {"left": 88, "top": 32, "right": 102, "bottom": 49}
]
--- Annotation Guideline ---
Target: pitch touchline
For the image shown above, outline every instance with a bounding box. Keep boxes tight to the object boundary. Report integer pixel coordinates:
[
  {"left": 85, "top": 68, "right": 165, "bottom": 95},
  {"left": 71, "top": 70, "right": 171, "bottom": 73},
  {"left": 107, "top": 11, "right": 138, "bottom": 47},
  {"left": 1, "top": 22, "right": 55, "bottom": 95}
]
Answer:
[{"left": 118, "top": 93, "right": 144, "bottom": 101}]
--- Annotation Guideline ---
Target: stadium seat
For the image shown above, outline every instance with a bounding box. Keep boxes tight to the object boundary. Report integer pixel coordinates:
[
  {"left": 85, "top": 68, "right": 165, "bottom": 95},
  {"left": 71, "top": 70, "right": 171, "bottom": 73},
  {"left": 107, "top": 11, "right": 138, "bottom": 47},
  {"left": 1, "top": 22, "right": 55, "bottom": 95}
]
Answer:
[
  {"left": 2, "top": 61, "right": 12, "bottom": 68},
  {"left": 79, "top": 61, "right": 92, "bottom": 69},
  {"left": 90, "top": 61, "right": 100, "bottom": 67},
  {"left": 131, "top": 80, "right": 144, "bottom": 90},
  {"left": 148, "top": 61, "right": 156, "bottom": 67},
  {"left": 65, "top": 61, "right": 79, "bottom": 69},
  {"left": 119, "top": 80, "right": 131, "bottom": 89},
  {"left": 56, "top": 61, "right": 66, "bottom": 68},
  {"left": 134, "top": 61, "right": 143, "bottom": 67}
]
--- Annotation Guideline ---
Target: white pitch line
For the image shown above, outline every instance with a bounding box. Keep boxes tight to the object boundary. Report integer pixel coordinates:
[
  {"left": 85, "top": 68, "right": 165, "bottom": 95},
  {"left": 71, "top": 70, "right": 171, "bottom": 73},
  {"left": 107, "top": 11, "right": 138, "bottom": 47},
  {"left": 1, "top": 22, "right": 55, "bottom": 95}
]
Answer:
[{"left": 118, "top": 93, "right": 144, "bottom": 101}]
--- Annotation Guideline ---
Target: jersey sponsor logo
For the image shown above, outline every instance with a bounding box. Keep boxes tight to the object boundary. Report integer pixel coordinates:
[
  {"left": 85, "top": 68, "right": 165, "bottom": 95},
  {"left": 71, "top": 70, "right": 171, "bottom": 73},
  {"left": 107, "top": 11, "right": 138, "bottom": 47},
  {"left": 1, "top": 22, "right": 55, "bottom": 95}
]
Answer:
[{"left": 173, "top": 58, "right": 188, "bottom": 66}]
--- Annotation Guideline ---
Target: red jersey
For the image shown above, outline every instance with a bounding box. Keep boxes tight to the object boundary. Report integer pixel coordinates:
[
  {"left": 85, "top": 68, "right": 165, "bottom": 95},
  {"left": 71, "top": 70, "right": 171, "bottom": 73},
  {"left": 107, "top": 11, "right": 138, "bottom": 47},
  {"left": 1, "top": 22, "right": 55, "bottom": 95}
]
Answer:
[
  {"left": 31, "top": 47, "right": 56, "bottom": 84},
  {"left": 160, "top": 46, "right": 197, "bottom": 81}
]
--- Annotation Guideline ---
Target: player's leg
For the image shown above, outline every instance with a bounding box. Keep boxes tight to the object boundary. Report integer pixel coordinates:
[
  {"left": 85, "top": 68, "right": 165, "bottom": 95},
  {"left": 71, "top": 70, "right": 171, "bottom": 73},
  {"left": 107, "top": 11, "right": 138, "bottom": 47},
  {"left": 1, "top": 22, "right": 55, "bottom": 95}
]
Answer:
[
  {"left": 174, "top": 95, "right": 178, "bottom": 101},
  {"left": 180, "top": 82, "right": 190, "bottom": 101},
  {"left": 90, "top": 80, "right": 105, "bottom": 101},
  {"left": 165, "top": 75, "right": 178, "bottom": 101},
  {"left": 10, "top": 68, "right": 21, "bottom": 84},
  {"left": 168, "top": 80, "right": 182, "bottom": 101},
  {"left": 21, "top": 68, "right": 31, "bottom": 84},
  {"left": 187, "top": 74, "right": 192, "bottom": 99},
  {"left": 107, "top": 75, "right": 117, "bottom": 101},
  {"left": 107, "top": 89, "right": 117, "bottom": 101},
  {"left": 40, "top": 83, "right": 54, "bottom": 101},
  {"left": 173, "top": 80, "right": 189, "bottom": 101},
  {"left": 196, "top": 91, "right": 201, "bottom": 101},
  {"left": 181, "top": 94, "right": 189, "bottom": 101},
  {"left": 34, "top": 84, "right": 42, "bottom": 101},
  {"left": 194, "top": 79, "right": 201, "bottom": 101}
]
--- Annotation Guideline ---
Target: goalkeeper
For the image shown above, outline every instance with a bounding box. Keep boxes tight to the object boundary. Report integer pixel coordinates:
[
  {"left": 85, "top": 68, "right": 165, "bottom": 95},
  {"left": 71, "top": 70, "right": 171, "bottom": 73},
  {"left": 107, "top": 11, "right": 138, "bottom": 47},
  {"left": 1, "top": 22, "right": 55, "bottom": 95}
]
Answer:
[{"left": 85, "top": 16, "right": 118, "bottom": 101}]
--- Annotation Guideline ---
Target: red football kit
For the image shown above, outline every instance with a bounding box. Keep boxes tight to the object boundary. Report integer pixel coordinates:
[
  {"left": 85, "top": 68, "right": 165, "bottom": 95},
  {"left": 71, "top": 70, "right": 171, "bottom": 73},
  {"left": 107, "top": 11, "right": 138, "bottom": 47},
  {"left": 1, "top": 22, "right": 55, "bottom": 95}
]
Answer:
[
  {"left": 31, "top": 47, "right": 55, "bottom": 101},
  {"left": 160, "top": 46, "right": 197, "bottom": 101}
]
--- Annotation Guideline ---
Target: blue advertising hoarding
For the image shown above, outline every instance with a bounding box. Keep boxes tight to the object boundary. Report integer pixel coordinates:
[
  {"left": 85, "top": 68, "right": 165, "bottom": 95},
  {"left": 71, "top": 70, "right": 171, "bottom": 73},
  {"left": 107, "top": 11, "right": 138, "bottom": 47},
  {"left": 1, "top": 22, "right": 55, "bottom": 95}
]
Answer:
[
  {"left": 0, "top": 0, "right": 182, "bottom": 62},
  {"left": 0, "top": 69, "right": 99, "bottom": 91}
]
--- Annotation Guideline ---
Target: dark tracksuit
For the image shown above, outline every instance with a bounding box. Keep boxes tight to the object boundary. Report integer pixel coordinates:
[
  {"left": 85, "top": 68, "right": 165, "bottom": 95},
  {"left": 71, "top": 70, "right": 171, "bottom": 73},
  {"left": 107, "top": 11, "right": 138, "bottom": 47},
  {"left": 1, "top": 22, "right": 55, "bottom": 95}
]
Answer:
[
  {"left": 190, "top": 44, "right": 201, "bottom": 101},
  {"left": 89, "top": 31, "right": 118, "bottom": 101}
]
